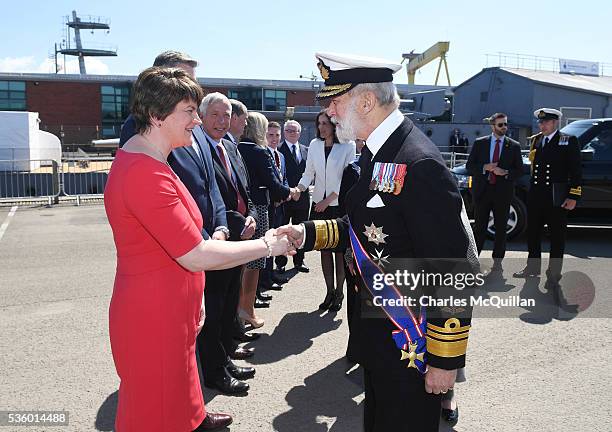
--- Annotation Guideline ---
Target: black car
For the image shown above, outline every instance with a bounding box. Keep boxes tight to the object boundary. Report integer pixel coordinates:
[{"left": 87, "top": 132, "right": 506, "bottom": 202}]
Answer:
[{"left": 451, "top": 118, "right": 612, "bottom": 239}]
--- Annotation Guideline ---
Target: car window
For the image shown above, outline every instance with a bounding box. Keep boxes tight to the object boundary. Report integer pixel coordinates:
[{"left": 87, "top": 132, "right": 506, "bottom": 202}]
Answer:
[{"left": 585, "top": 129, "right": 612, "bottom": 161}]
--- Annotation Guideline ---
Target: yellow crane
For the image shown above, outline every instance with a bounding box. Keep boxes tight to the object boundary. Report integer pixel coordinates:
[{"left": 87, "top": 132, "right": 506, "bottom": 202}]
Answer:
[{"left": 402, "top": 41, "right": 451, "bottom": 86}]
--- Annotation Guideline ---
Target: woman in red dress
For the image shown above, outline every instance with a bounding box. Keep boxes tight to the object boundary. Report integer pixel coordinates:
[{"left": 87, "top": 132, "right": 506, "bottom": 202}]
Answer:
[{"left": 104, "top": 67, "right": 293, "bottom": 432}]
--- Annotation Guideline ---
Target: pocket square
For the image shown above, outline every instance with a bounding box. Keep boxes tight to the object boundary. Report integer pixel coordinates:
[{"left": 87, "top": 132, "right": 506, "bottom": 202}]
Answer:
[{"left": 366, "top": 194, "right": 385, "bottom": 208}]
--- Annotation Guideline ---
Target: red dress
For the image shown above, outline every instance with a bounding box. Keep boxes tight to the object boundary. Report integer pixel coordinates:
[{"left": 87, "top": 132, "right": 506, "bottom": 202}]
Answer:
[{"left": 104, "top": 150, "right": 206, "bottom": 432}]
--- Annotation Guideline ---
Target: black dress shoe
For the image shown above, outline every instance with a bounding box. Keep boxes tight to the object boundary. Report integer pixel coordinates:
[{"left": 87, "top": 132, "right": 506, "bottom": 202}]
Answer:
[
  {"left": 254, "top": 299, "right": 270, "bottom": 308},
  {"left": 275, "top": 266, "right": 286, "bottom": 273},
  {"left": 319, "top": 292, "right": 335, "bottom": 310},
  {"left": 329, "top": 293, "right": 344, "bottom": 312},
  {"left": 268, "top": 282, "right": 283, "bottom": 291},
  {"left": 272, "top": 273, "right": 289, "bottom": 284},
  {"left": 194, "top": 412, "right": 233, "bottom": 431},
  {"left": 233, "top": 331, "right": 261, "bottom": 342},
  {"left": 441, "top": 406, "right": 459, "bottom": 426},
  {"left": 295, "top": 263, "right": 310, "bottom": 273},
  {"left": 513, "top": 267, "right": 540, "bottom": 278},
  {"left": 226, "top": 361, "right": 256, "bottom": 380},
  {"left": 257, "top": 292, "right": 273, "bottom": 301},
  {"left": 230, "top": 346, "right": 255, "bottom": 360},
  {"left": 205, "top": 375, "right": 249, "bottom": 394}
]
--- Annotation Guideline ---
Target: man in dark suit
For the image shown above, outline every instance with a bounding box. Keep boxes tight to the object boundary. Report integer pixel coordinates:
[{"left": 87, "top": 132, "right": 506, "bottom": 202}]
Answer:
[
  {"left": 280, "top": 52, "right": 478, "bottom": 431},
  {"left": 118, "top": 51, "right": 233, "bottom": 430},
  {"left": 466, "top": 113, "right": 523, "bottom": 270},
  {"left": 198, "top": 93, "right": 258, "bottom": 396},
  {"left": 514, "top": 108, "right": 582, "bottom": 294},
  {"left": 277, "top": 120, "right": 310, "bottom": 273}
]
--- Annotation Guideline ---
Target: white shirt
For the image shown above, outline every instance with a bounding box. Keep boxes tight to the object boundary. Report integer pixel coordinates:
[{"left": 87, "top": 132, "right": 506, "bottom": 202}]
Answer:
[
  {"left": 365, "top": 109, "right": 405, "bottom": 159},
  {"left": 286, "top": 141, "right": 302, "bottom": 163},
  {"left": 543, "top": 130, "right": 558, "bottom": 147},
  {"left": 226, "top": 131, "right": 236, "bottom": 144}
]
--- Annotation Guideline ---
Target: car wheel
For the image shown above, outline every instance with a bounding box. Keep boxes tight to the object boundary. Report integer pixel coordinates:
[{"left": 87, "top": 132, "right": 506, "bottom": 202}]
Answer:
[{"left": 486, "top": 197, "right": 527, "bottom": 240}]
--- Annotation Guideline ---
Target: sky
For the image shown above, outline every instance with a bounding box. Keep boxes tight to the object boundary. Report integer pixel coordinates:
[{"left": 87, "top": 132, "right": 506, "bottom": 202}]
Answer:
[{"left": 1, "top": 0, "right": 611, "bottom": 86}]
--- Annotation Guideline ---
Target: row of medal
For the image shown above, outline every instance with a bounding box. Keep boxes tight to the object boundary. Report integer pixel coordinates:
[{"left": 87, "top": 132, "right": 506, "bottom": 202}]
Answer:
[{"left": 369, "top": 162, "right": 407, "bottom": 195}]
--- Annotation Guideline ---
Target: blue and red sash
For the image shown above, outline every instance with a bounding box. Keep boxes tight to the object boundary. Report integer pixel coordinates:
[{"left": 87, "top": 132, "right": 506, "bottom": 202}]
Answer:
[{"left": 349, "top": 222, "right": 427, "bottom": 373}]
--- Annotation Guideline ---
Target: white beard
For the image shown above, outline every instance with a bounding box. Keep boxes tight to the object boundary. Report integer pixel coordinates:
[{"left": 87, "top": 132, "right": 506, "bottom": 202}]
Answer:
[{"left": 332, "top": 98, "right": 359, "bottom": 142}]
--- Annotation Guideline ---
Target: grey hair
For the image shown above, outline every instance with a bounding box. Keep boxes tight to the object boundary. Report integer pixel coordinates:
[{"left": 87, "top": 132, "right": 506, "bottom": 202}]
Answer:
[
  {"left": 200, "top": 92, "right": 231, "bottom": 116},
  {"left": 229, "top": 99, "right": 248, "bottom": 117},
  {"left": 283, "top": 119, "right": 301, "bottom": 132},
  {"left": 349, "top": 82, "right": 400, "bottom": 109}
]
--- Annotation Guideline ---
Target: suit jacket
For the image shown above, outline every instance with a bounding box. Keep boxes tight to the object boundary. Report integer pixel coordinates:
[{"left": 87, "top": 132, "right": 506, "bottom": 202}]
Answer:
[
  {"left": 303, "top": 116, "right": 477, "bottom": 372},
  {"left": 279, "top": 140, "right": 310, "bottom": 210},
  {"left": 207, "top": 136, "right": 257, "bottom": 241},
  {"left": 466, "top": 135, "right": 523, "bottom": 202},
  {"left": 238, "top": 142, "right": 290, "bottom": 206},
  {"left": 118, "top": 116, "right": 227, "bottom": 240}
]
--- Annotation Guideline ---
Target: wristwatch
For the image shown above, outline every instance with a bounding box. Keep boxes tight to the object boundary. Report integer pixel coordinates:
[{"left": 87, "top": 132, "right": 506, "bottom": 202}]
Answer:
[{"left": 214, "top": 226, "right": 230, "bottom": 240}]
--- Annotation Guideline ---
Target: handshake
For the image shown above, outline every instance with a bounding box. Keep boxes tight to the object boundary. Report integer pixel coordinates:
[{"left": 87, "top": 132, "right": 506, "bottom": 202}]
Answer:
[
  {"left": 287, "top": 187, "right": 302, "bottom": 202},
  {"left": 262, "top": 224, "right": 305, "bottom": 257}
]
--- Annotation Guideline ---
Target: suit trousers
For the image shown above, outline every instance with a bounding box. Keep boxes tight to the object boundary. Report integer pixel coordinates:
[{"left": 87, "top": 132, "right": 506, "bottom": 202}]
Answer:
[
  {"left": 276, "top": 203, "right": 309, "bottom": 267},
  {"left": 473, "top": 183, "right": 512, "bottom": 259},
  {"left": 363, "top": 366, "right": 441, "bottom": 432},
  {"left": 526, "top": 187, "right": 568, "bottom": 277},
  {"left": 198, "top": 266, "right": 241, "bottom": 382}
]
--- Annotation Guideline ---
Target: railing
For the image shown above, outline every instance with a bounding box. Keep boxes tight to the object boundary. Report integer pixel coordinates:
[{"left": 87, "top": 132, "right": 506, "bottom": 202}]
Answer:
[{"left": 0, "top": 156, "right": 113, "bottom": 206}]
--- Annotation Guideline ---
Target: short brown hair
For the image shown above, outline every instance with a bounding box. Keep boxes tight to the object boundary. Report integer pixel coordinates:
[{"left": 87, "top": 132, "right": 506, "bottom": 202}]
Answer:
[
  {"left": 229, "top": 99, "right": 247, "bottom": 117},
  {"left": 153, "top": 50, "right": 198, "bottom": 68},
  {"left": 488, "top": 113, "right": 507, "bottom": 124},
  {"left": 268, "top": 121, "right": 281, "bottom": 129},
  {"left": 131, "top": 67, "right": 204, "bottom": 134},
  {"left": 242, "top": 112, "right": 269, "bottom": 146}
]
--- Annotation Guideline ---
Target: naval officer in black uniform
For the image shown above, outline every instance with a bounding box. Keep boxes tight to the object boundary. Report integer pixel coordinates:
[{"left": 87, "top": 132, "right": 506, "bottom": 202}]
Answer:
[
  {"left": 279, "top": 52, "right": 478, "bottom": 431},
  {"left": 514, "top": 108, "right": 582, "bottom": 291}
]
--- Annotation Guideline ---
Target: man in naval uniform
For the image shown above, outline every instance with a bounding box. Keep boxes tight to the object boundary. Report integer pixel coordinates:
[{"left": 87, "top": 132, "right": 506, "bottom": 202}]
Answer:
[
  {"left": 514, "top": 108, "right": 582, "bottom": 293},
  {"left": 279, "top": 52, "right": 478, "bottom": 431}
]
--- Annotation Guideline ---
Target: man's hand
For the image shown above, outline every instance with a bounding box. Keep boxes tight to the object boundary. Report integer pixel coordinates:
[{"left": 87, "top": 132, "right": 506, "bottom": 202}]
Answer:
[
  {"left": 241, "top": 216, "right": 256, "bottom": 240},
  {"left": 484, "top": 162, "right": 498, "bottom": 172},
  {"left": 277, "top": 224, "right": 304, "bottom": 249},
  {"left": 492, "top": 166, "right": 508, "bottom": 176},
  {"left": 211, "top": 230, "right": 227, "bottom": 241},
  {"left": 289, "top": 187, "right": 301, "bottom": 202},
  {"left": 314, "top": 198, "right": 330, "bottom": 213},
  {"left": 424, "top": 366, "right": 457, "bottom": 395},
  {"left": 561, "top": 198, "right": 577, "bottom": 210}
]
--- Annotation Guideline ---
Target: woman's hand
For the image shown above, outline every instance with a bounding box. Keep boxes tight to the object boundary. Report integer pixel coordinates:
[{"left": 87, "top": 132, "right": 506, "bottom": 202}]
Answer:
[
  {"left": 264, "top": 228, "right": 297, "bottom": 257},
  {"left": 314, "top": 198, "right": 330, "bottom": 213},
  {"left": 197, "top": 295, "right": 206, "bottom": 334}
]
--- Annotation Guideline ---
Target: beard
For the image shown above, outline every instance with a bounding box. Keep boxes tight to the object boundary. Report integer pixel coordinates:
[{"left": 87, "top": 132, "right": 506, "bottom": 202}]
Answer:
[{"left": 332, "top": 97, "right": 359, "bottom": 142}]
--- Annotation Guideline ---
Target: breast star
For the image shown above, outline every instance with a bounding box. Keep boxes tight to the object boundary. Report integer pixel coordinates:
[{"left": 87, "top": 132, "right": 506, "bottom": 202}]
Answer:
[{"left": 363, "top": 223, "right": 388, "bottom": 245}]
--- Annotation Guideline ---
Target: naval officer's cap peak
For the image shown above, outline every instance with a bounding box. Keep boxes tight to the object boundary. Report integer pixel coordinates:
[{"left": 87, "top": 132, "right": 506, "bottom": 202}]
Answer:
[{"left": 314, "top": 52, "right": 402, "bottom": 100}]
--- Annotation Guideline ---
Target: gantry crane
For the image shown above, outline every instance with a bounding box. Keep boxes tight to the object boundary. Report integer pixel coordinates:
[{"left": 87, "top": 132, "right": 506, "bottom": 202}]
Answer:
[{"left": 402, "top": 42, "right": 451, "bottom": 86}]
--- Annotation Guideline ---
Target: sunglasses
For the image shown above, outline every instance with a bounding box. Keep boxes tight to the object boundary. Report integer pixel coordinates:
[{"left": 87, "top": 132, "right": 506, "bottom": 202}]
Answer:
[{"left": 496, "top": 123, "right": 508, "bottom": 127}]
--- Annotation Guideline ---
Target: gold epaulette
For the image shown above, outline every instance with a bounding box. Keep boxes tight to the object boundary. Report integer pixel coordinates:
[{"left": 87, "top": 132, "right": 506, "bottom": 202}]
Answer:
[
  {"left": 426, "top": 318, "right": 470, "bottom": 358},
  {"left": 312, "top": 219, "right": 340, "bottom": 250},
  {"left": 527, "top": 132, "right": 542, "bottom": 141}
]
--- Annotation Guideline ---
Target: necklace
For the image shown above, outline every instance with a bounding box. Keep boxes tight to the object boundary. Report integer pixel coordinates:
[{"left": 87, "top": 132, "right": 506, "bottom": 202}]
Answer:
[{"left": 140, "top": 134, "right": 170, "bottom": 167}]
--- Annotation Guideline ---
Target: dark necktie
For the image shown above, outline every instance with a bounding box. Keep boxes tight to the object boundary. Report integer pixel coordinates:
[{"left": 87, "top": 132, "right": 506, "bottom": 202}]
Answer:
[
  {"left": 359, "top": 144, "right": 372, "bottom": 174},
  {"left": 292, "top": 144, "right": 299, "bottom": 163},
  {"left": 217, "top": 145, "right": 247, "bottom": 215},
  {"left": 489, "top": 139, "right": 501, "bottom": 185},
  {"left": 274, "top": 150, "right": 281, "bottom": 170},
  {"left": 543, "top": 137, "right": 549, "bottom": 148}
]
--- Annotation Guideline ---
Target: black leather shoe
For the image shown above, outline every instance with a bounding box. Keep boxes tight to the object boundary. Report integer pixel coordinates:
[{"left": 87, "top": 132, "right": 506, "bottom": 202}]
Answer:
[
  {"left": 329, "top": 293, "right": 344, "bottom": 312},
  {"left": 233, "top": 331, "right": 261, "bottom": 342},
  {"left": 295, "top": 263, "right": 310, "bottom": 273},
  {"left": 194, "top": 412, "right": 233, "bottom": 431},
  {"left": 513, "top": 267, "right": 540, "bottom": 278},
  {"left": 275, "top": 266, "right": 286, "bottom": 273},
  {"left": 268, "top": 282, "right": 283, "bottom": 291},
  {"left": 230, "top": 346, "right": 255, "bottom": 360},
  {"left": 272, "top": 273, "right": 289, "bottom": 284},
  {"left": 257, "top": 292, "right": 273, "bottom": 301},
  {"left": 319, "top": 292, "right": 335, "bottom": 310},
  {"left": 205, "top": 375, "right": 249, "bottom": 395},
  {"left": 441, "top": 406, "right": 459, "bottom": 426},
  {"left": 226, "top": 362, "right": 255, "bottom": 380},
  {"left": 254, "top": 299, "right": 270, "bottom": 308}
]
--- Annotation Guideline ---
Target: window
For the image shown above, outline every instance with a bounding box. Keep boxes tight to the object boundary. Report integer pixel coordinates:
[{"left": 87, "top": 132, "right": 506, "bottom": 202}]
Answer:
[
  {"left": 0, "top": 81, "right": 26, "bottom": 111},
  {"left": 586, "top": 129, "right": 612, "bottom": 161},
  {"left": 100, "top": 84, "right": 130, "bottom": 138},
  {"left": 263, "top": 89, "right": 286, "bottom": 111},
  {"left": 228, "top": 88, "right": 262, "bottom": 111}
]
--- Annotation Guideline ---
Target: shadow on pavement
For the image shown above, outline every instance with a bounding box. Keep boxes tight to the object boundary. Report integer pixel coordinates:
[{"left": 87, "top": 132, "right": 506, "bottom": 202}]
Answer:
[
  {"left": 273, "top": 357, "right": 363, "bottom": 432},
  {"left": 95, "top": 390, "right": 117, "bottom": 431}
]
